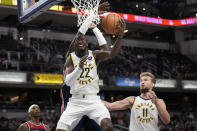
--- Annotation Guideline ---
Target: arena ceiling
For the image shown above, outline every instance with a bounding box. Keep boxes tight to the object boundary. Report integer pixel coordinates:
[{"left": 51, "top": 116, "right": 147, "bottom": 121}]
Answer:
[
  {"left": 0, "top": 4, "right": 169, "bottom": 34},
  {"left": 0, "top": 4, "right": 197, "bottom": 36}
]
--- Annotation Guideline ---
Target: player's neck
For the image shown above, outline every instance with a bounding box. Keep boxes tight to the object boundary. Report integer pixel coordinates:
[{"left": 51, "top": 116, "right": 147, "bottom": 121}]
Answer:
[
  {"left": 30, "top": 118, "right": 40, "bottom": 125},
  {"left": 76, "top": 49, "right": 88, "bottom": 58},
  {"left": 140, "top": 93, "right": 150, "bottom": 99}
]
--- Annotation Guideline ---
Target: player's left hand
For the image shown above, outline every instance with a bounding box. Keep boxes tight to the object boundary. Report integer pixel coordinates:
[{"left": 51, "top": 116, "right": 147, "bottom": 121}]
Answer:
[
  {"left": 147, "top": 91, "right": 158, "bottom": 105},
  {"left": 98, "top": 1, "right": 110, "bottom": 14},
  {"left": 117, "top": 18, "right": 126, "bottom": 37}
]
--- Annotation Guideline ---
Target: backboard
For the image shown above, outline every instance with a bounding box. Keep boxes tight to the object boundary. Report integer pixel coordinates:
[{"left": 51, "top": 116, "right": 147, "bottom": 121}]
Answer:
[{"left": 17, "top": 0, "right": 63, "bottom": 23}]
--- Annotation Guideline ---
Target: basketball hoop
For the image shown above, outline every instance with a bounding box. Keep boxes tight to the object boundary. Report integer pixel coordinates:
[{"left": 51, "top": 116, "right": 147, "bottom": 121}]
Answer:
[{"left": 71, "top": 0, "right": 101, "bottom": 27}]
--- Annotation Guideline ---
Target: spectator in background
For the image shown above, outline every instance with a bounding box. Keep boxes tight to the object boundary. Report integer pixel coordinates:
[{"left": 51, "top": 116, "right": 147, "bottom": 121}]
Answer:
[{"left": 17, "top": 104, "right": 50, "bottom": 131}]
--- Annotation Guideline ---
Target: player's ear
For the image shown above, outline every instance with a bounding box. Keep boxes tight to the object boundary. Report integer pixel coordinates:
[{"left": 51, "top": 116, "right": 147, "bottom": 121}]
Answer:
[{"left": 152, "top": 83, "right": 155, "bottom": 89}]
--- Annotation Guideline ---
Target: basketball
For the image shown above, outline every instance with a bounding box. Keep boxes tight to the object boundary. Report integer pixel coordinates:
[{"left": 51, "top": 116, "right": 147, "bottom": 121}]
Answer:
[{"left": 102, "top": 13, "right": 122, "bottom": 34}]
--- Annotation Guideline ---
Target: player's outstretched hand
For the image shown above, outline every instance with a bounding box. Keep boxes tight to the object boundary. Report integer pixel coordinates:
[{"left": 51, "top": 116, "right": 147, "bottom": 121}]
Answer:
[
  {"left": 98, "top": 1, "right": 110, "bottom": 14},
  {"left": 79, "top": 55, "right": 88, "bottom": 69},
  {"left": 102, "top": 100, "right": 111, "bottom": 110},
  {"left": 117, "top": 18, "right": 126, "bottom": 37}
]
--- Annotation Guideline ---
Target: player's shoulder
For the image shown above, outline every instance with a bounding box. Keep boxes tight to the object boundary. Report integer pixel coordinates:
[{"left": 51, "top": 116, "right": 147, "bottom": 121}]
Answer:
[
  {"left": 65, "top": 53, "right": 71, "bottom": 60},
  {"left": 92, "top": 49, "right": 108, "bottom": 57},
  {"left": 92, "top": 49, "right": 101, "bottom": 54},
  {"left": 125, "top": 96, "right": 135, "bottom": 103},
  {"left": 92, "top": 50, "right": 101, "bottom": 57},
  {"left": 65, "top": 54, "right": 73, "bottom": 65},
  {"left": 17, "top": 122, "right": 28, "bottom": 131},
  {"left": 126, "top": 96, "right": 135, "bottom": 99}
]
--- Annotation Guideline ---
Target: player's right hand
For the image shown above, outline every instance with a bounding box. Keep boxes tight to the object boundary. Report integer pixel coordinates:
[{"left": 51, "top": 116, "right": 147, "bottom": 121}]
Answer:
[
  {"left": 89, "top": 23, "right": 97, "bottom": 29},
  {"left": 79, "top": 55, "right": 88, "bottom": 69}
]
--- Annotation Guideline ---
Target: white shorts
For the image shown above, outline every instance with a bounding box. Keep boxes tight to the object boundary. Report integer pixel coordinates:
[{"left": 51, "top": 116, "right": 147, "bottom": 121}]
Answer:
[{"left": 56, "top": 95, "right": 111, "bottom": 131}]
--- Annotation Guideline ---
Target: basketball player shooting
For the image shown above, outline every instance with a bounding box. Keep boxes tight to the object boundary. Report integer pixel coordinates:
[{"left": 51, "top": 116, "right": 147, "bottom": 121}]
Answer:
[
  {"left": 56, "top": 6, "right": 126, "bottom": 131},
  {"left": 103, "top": 72, "right": 170, "bottom": 131},
  {"left": 60, "top": 2, "right": 110, "bottom": 131},
  {"left": 60, "top": 23, "right": 108, "bottom": 131}
]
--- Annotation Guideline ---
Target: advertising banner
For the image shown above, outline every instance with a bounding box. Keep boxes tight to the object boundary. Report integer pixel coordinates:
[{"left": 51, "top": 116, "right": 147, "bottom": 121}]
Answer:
[
  {"left": 34, "top": 73, "right": 63, "bottom": 84},
  {"left": 115, "top": 77, "right": 140, "bottom": 87},
  {"left": 182, "top": 80, "right": 197, "bottom": 89},
  {"left": 0, "top": 72, "right": 27, "bottom": 83},
  {"left": 115, "top": 77, "right": 176, "bottom": 88},
  {"left": 155, "top": 79, "right": 176, "bottom": 88}
]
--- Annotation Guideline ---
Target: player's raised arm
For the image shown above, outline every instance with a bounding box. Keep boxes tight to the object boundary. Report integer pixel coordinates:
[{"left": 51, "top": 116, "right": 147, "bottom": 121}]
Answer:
[
  {"left": 89, "top": 23, "right": 109, "bottom": 51},
  {"left": 93, "top": 18, "right": 126, "bottom": 63},
  {"left": 75, "top": 1, "right": 110, "bottom": 36},
  {"left": 148, "top": 91, "right": 170, "bottom": 125},
  {"left": 110, "top": 18, "right": 126, "bottom": 57},
  {"left": 157, "top": 99, "right": 170, "bottom": 124},
  {"left": 103, "top": 96, "right": 135, "bottom": 111}
]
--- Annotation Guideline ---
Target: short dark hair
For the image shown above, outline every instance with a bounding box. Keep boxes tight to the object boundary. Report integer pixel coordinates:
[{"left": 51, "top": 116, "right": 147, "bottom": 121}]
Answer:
[{"left": 74, "top": 33, "right": 88, "bottom": 43}]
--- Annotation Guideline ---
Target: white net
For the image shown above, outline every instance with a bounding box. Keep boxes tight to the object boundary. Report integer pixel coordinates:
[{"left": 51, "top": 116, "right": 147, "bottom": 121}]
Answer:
[{"left": 71, "top": 0, "right": 101, "bottom": 27}]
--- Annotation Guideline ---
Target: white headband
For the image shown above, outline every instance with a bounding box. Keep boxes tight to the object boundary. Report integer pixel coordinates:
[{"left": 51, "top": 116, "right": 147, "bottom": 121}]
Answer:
[{"left": 28, "top": 104, "right": 38, "bottom": 113}]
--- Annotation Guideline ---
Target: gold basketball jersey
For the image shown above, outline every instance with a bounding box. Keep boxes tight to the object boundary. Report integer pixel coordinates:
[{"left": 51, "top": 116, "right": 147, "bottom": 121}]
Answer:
[
  {"left": 129, "top": 96, "right": 159, "bottom": 131},
  {"left": 70, "top": 50, "right": 99, "bottom": 95}
]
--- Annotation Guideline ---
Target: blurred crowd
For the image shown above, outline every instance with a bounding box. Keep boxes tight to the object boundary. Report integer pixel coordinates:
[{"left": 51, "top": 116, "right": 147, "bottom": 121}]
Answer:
[
  {"left": 1, "top": 109, "right": 197, "bottom": 131},
  {"left": 1, "top": 36, "right": 197, "bottom": 83},
  {"left": 0, "top": 89, "right": 197, "bottom": 131},
  {"left": 1, "top": 29, "right": 197, "bottom": 131}
]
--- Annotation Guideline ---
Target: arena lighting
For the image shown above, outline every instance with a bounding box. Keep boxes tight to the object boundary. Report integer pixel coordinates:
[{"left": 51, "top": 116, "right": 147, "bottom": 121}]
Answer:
[
  {"left": 155, "top": 36, "right": 159, "bottom": 39},
  {"left": 124, "top": 30, "right": 128, "bottom": 33},
  {"left": 10, "top": 96, "right": 19, "bottom": 102},
  {"left": 19, "top": 37, "right": 23, "bottom": 41},
  {"left": 60, "top": 10, "right": 197, "bottom": 26},
  {"left": 3, "top": 1, "right": 197, "bottom": 26},
  {"left": 71, "top": 7, "right": 77, "bottom": 13},
  {"left": 110, "top": 45, "right": 114, "bottom": 48},
  {"left": 142, "top": 8, "right": 146, "bottom": 11}
]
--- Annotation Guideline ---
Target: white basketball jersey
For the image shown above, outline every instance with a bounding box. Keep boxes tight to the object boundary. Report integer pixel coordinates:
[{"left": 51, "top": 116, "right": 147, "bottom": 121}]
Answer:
[
  {"left": 129, "top": 96, "right": 159, "bottom": 131},
  {"left": 70, "top": 50, "right": 99, "bottom": 95}
]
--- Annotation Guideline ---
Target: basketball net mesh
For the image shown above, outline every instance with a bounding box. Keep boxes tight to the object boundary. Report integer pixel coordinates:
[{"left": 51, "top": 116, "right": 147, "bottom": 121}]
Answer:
[{"left": 71, "top": 0, "right": 101, "bottom": 27}]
